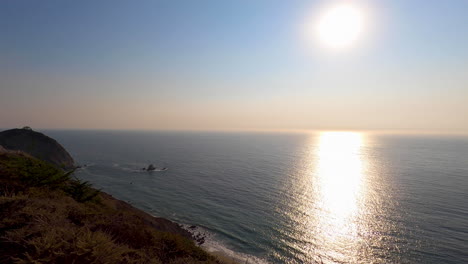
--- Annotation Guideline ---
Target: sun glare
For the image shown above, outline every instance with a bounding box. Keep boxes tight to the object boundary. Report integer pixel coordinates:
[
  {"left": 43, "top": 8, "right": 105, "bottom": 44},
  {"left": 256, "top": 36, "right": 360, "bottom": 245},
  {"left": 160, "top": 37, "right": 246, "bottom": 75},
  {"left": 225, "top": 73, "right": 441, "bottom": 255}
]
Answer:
[
  {"left": 316, "top": 132, "right": 363, "bottom": 217},
  {"left": 314, "top": 132, "right": 366, "bottom": 255},
  {"left": 316, "top": 4, "right": 365, "bottom": 49}
]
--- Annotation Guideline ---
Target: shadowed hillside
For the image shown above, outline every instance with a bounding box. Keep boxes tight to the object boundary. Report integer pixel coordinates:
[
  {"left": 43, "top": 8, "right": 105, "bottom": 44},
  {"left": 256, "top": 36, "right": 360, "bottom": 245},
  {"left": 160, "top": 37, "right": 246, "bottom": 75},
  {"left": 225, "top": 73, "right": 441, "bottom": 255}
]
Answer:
[
  {"left": 0, "top": 128, "right": 75, "bottom": 170},
  {"left": 0, "top": 149, "right": 236, "bottom": 264}
]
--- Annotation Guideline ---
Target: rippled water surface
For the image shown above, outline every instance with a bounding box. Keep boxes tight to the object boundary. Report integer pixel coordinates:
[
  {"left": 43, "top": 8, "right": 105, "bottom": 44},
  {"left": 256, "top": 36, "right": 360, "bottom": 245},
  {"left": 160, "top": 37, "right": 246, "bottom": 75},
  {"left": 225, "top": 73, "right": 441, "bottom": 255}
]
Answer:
[{"left": 46, "top": 130, "right": 468, "bottom": 263}]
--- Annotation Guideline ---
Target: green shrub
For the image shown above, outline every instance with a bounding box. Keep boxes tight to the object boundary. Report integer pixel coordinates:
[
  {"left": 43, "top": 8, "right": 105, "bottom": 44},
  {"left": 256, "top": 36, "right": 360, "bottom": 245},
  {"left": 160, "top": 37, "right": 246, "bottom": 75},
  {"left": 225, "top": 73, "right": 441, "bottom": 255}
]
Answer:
[
  {"left": 0, "top": 152, "right": 235, "bottom": 264},
  {"left": 0, "top": 153, "right": 71, "bottom": 192},
  {"left": 64, "top": 179, "right": 101, "bottom": 203},
  {"left": 0, "top": 152, "right": 101, "bottom": 203}
]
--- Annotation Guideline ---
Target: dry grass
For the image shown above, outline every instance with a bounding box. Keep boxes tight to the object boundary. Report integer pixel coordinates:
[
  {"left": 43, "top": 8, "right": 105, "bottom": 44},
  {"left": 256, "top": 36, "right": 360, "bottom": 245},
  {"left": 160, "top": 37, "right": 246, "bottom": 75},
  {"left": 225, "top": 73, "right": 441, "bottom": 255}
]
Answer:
[{"left": 0, "top": 151, "right": 234, "bottom": 264}]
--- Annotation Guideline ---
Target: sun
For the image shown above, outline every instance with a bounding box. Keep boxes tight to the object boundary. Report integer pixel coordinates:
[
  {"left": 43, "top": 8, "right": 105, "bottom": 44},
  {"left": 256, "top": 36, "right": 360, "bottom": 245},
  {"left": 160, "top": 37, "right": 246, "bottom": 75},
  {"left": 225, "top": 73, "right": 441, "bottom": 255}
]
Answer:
[{"left": 316, "top": 4, "right": 365, "bottom": 49}]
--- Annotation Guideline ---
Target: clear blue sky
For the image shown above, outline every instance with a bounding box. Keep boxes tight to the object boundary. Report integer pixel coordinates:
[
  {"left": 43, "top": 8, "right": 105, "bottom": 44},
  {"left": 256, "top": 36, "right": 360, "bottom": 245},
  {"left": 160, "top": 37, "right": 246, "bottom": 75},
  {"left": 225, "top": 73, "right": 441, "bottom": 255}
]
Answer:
[{"left": 1, "top": 0, "right": 467, "bottom": 132}]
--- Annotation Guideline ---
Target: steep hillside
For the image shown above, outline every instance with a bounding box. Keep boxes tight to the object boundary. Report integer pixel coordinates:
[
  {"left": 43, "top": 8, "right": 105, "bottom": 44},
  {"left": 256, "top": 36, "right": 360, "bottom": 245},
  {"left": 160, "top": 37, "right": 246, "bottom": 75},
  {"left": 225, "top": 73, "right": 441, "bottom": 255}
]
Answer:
[
  {"left": 0, "top": 149, "right": 235, "bottom": 264},
  {"left": 0, "top": 128, "right": 75, "bottom": 170}
]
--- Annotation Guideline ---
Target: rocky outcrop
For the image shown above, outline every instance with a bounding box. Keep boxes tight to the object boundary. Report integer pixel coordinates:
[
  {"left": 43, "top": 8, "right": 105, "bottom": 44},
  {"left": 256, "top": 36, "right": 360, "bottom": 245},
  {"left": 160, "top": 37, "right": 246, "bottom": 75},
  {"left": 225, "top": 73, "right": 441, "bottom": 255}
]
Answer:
[{"left": 0, "top": 128, "right": 74, "bottom": 170}]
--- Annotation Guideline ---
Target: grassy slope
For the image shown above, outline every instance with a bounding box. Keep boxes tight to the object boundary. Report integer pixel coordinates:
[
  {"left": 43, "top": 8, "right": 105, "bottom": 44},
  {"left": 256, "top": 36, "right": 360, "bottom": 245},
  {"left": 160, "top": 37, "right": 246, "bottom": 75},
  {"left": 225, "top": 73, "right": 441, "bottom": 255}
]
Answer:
[{"left": 0, "top": 151, "right": 236, "bottom": 264}]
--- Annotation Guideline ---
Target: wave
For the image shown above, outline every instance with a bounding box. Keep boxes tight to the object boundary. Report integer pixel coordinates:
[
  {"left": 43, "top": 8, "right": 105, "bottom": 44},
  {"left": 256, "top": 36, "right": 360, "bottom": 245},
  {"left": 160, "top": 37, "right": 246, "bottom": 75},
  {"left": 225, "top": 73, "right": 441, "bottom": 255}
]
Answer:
[
  {"left": 111, "top": 163, "right": 169, "bottom": 172},
  {"left": 181, "top": 224, "right": 269, "bottom": 264}
]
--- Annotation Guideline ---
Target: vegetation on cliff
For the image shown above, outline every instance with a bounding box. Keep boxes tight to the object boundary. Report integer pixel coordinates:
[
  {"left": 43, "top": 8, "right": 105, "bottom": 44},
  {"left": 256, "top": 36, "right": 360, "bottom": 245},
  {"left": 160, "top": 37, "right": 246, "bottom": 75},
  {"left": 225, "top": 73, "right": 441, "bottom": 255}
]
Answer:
[{"left": 0, "top": 150, "right": 235, "bottom": 264}]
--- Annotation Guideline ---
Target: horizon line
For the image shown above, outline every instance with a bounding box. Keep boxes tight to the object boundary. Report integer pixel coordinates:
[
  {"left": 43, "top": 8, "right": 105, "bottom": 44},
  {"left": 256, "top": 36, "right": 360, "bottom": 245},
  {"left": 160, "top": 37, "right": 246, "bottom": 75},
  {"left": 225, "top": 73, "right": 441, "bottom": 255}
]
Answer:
[{"left": 2, "top": 127, "right": 468, "bottom": 136}]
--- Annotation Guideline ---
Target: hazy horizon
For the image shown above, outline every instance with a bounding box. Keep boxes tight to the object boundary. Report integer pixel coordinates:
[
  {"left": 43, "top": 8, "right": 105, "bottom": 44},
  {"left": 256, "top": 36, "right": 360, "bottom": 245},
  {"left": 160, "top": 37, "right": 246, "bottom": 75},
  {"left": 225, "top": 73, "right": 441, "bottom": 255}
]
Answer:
[
  {"left": 3, "top": 127, "right": 468, "bottom": 137},
  {"left": 1, "top": 0, "right": 467, "bottom": 133}
]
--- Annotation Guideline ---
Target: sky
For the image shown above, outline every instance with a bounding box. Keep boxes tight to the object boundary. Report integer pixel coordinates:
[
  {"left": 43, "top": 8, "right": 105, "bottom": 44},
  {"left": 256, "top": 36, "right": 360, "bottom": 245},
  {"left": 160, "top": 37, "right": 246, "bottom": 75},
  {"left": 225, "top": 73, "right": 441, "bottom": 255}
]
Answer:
[{"left": 1, "top": 0, "right": 467, "bottom": 133}]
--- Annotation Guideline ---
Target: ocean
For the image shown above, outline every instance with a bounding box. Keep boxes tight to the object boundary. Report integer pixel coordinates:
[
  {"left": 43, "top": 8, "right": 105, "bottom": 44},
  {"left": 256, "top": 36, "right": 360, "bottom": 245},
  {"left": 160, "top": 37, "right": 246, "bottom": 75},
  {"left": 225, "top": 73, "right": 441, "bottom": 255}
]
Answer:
[{"left": 45, "top": 130, "right": 468, "bottom": 264}]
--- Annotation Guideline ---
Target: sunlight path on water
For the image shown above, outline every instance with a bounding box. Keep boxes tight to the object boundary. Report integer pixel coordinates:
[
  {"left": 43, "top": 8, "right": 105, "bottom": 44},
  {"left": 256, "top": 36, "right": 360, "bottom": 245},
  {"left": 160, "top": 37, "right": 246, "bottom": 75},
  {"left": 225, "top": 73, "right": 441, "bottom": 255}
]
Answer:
[
  {"left": 313, "top": 132, "right": 366, "bottom": 262},
  {"left": 278, "top": 132, "right": 374, "bottom": 263}
]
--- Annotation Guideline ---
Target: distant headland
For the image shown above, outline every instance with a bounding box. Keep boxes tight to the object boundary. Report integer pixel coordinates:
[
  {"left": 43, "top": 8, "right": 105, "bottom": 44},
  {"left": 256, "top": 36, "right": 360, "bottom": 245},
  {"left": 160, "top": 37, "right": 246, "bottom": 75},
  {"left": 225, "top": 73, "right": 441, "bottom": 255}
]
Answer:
[{"left": 0, "top": 127, "right": 75, "bottom": 170}]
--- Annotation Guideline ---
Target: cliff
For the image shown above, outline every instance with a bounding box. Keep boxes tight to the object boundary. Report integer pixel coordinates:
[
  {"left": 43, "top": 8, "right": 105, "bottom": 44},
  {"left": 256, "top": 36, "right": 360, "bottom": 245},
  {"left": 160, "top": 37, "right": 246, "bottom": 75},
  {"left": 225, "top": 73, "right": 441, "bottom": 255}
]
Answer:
[
  {"left": 0, "top": 138, "right": 235, "bottom": 264},
  {"left": 0, "top": 128, "right": 75, "bottom": 170}
]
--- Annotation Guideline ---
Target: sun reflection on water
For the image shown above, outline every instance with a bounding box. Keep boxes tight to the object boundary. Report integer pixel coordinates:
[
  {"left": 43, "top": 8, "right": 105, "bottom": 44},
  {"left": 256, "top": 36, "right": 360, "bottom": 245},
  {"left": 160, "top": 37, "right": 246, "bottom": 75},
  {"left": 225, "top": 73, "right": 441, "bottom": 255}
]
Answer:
[
  {"left": 313, "top": 132, "right": 366, "bottom": 261},
  {"left": 277, "top": 132, "right": 402, "bottom": 263},
  {"left": 316, "top": 132, "right": 363, "bottom": 223},
  {"left": 279, "top": 131, "right": 369, "bottom": 263}
]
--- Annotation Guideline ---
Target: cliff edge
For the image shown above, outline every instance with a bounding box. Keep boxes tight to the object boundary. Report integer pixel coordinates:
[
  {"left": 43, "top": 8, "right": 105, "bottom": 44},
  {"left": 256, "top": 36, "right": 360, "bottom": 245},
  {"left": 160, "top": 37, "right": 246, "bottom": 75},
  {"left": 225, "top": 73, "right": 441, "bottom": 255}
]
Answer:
[
  {"left": 0, "top": 136, "right": 235, "bottom": 264},
  {"left": 0, "top": 128, "right": 75, "bottom": 170}
]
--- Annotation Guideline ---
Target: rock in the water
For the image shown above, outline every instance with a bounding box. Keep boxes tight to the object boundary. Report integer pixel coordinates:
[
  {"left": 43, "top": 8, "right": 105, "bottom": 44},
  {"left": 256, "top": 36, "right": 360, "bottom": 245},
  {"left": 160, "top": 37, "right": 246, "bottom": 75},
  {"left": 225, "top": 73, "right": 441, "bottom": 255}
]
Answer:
[
  {"left": 196, "top": 237, "right": 205, "bottom": 245},
  {"left": 0, "top": 128, "right": 75, "bottom": 170}
]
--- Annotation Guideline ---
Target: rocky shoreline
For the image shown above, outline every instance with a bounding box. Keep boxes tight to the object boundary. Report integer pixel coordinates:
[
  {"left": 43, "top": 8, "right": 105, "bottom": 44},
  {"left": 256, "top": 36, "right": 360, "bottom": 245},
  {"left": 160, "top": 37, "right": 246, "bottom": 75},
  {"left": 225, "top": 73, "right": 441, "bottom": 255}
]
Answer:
[
  {"left": 0, "top": 142, "right": 208, "bottom": 247},
  {"left": 0, "top": 128, "right": 233, "bottom": 264},
  {"left": 99, "top": 192, "right": 209, "bottom": 247},
  {"left": 187, "top": 225, "right": 207, "bottom": 245},
  {"left": 98, "top": 191, "right": 195, "bottom": 240},
  {"left": 98, "top": 191, "right": 210, "bottom": 246}
]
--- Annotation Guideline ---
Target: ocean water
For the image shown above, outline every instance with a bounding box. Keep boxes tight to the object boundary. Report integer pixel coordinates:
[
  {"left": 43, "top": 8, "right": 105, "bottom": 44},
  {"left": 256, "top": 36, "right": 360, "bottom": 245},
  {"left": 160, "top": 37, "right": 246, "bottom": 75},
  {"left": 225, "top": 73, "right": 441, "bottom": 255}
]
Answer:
[{"left": 45, "top": 130, "right": 468, "bottom": 264}]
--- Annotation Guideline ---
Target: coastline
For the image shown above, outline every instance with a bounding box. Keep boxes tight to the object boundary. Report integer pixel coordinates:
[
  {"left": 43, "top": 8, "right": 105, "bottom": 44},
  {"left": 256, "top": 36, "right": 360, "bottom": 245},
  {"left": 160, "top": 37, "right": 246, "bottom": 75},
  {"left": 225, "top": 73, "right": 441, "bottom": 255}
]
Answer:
[
  {"left": 181, "top": 224, "right": 269, "bottom": 264},
  {"left": 98, "top": 187, "right": 255, "bottom": 264},
  {"left": 100, "top": 192, "right": 266, "bottom": 264},
  {"left": 97, "top": 191, "right": 193, "bottom": 240},
  {"left": 0, "top": 129, "right": 262, "bottom": 263},
  {"left": 0, "top": 147, "right": 237, "bottom": 263},
  {"left": 67, "top": 184, "right": 253, "bottom": 264}
]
